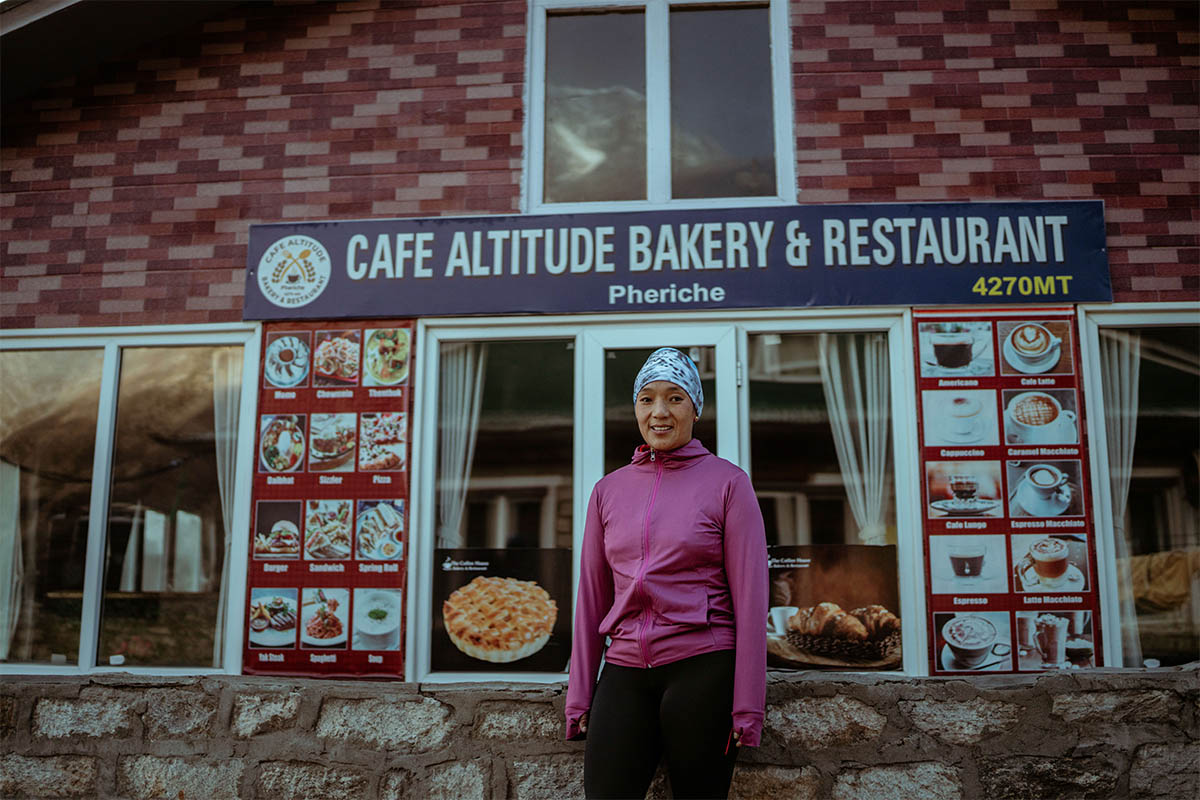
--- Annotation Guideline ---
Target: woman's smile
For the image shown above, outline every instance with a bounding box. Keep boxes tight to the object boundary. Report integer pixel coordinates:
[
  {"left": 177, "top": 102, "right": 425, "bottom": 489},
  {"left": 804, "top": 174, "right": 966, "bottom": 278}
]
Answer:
[{"left": 636, "top": 380, "right": 696, "bottom": 452}]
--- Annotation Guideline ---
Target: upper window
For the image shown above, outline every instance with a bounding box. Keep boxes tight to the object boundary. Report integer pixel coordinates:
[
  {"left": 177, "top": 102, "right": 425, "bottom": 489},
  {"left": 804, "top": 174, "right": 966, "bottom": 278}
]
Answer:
[{"left": 530, "top": 0, "right": 795, "bottom": 211}]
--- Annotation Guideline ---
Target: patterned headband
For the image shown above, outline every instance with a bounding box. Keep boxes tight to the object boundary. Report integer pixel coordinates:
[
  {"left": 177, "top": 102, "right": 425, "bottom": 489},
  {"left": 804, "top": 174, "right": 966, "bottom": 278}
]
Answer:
[{"left": 632, "top": 347, "right": 704, "bottom": 418}]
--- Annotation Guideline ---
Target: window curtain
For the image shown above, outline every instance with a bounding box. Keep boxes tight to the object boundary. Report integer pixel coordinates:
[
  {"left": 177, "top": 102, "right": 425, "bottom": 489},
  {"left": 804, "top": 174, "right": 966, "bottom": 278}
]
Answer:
[
  {"left": 437, "top": 343, "right": 488, "bottom": 548},
  {"left": 818, "top": 333, "right": 891, "bottom": 545},
  {"left": 210, "top": 347, "right": 242, "bottom": 668},
  {"left": 1098, "top": 328, "right": 1143, "bottom": 667},
  {"left": 0, "top": 461, "right": 22, "bottom": 660}
]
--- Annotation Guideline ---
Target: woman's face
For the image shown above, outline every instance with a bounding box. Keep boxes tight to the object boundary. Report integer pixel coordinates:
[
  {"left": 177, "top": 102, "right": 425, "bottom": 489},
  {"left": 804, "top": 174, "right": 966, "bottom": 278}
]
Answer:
[{"left": 635, "top": 380, "right": 696, "bottom": 452}]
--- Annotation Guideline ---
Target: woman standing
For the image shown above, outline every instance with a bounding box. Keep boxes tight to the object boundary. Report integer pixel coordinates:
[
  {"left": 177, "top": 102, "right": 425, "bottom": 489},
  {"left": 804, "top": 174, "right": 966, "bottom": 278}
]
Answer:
[{"left": 566, "top": 348, "right": 768, "bottom": 800}]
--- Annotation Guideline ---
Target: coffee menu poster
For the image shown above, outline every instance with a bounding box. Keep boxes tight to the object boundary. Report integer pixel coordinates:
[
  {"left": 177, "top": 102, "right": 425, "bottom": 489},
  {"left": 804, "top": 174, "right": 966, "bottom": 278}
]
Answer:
[
  {"left": 244, "top": 321, "right": 413, "bottom": 677},
  {"left": 914, "top": 308, "right": 1103, "bottom": 674}
]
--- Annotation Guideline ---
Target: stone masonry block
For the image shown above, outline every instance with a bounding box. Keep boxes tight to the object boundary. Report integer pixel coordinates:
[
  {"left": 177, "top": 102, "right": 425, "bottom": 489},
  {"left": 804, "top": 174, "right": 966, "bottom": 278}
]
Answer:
[
  {"left": 977, "top": 755, "right": 1120, "bottom": 800},
  {"left": 766, "top": 695, "right": 887, "bottom": 750},
  {"left": 34, "top": 692, "right": 137, "bottom": 739},
  {"left": 119, "top": 756, "right": 243, "bottom": 800},
  {"left": 833, "top": 762, "right": 961, "bottom": 800},
  {"left": 730, "top": 764, "right": 822, "bottom": 800},
  {"left": 901, "top": 697, "right": 1020, "bottom": 745},
  {"left": 1051, "top": 690, "right": 1180, "bottom": 725},
  {"left": 143, "top": 688, "right": 217, "bottom": 739},
  {"left": 256, "top": 761, "right": 370, "bottom": 800},
  {"left": 474, "top": 701, "right": 559, "bottom": 740},
  {"left": 231, "top": 691, "right": 302, "bottom": 738},
  {"left": 0, "top": 695, "right": 16, "bottom": 738},
  {"left": 1129, "top": 742, "right": 1200, "bottom": 799},
  {"left": 1, "top": 755, "right": 98, "bottom": 798},
  {"left": 422, "top": 760, "right": 490, "bottom": 800},
  {"left": 316, "top": 695, "right": 452, "bottom": 752},
  {"left": 379, "top": 768, "right": 415, "bottom": 800},
  {"left": 510, "top": 755, "right": 585, "bottom": 800}
]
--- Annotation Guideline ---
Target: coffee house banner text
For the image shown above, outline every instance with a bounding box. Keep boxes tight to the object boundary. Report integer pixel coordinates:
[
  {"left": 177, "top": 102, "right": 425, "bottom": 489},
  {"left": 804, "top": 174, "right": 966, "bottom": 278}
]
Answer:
[{"left": 243, "top": 201, "right": 1110, "bottom": 320}]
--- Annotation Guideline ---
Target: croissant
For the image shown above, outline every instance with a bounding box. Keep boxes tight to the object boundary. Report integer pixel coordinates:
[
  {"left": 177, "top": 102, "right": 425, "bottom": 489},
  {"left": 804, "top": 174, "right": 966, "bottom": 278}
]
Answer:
[
  {"left": 787, "top": 602, "right": 869, "bottom": 641},
  {"left": 851, "top": 605, "right": 901, "bottom": 639}
]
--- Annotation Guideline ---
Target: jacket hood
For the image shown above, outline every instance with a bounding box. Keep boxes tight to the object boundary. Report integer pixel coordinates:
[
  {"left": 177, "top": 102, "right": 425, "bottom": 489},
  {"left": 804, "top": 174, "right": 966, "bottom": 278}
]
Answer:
[{"left": 630, "top": 437, "right": 710, "bottom": 468}]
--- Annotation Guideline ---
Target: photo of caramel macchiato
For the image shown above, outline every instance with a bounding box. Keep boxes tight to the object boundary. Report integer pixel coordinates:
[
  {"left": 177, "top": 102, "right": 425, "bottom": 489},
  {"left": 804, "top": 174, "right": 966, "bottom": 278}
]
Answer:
[
  {"left": 1002, "top": 389, "right": 1078, "bottom": 445},
  {"left": 1013, "top": 393, "right": 1058, "bottom": 425}
]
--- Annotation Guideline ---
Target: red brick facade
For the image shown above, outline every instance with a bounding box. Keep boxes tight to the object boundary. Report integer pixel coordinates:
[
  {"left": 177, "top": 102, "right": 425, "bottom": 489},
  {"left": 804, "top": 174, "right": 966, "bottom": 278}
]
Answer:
[{"left": 2, "top": 0, "right": 1196, "bottom": 329}]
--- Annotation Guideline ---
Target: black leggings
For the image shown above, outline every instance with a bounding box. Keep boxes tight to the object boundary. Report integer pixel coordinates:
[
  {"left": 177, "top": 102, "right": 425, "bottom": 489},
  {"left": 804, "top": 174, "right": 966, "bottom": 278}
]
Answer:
[{"left": 584, "top": 649, "right": 739, "bottom": 800}]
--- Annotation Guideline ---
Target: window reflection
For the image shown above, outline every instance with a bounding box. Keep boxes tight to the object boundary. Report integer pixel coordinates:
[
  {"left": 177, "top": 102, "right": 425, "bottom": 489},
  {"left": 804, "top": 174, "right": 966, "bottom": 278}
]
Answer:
[
  {"left": 1100, "top": 325, "right": 1199, "bottom": 667},
  {"left": 97, "top": 345, "right": 242, "bottom": 667},
  {"left": 545, "top": 12, "right": 647, "bottom": 203},
  {"left": 670, "top": 6, "right": 775, "bottom": 198},
  {"left": 0, "top": 349, "right": 103, "bottom": 664}
]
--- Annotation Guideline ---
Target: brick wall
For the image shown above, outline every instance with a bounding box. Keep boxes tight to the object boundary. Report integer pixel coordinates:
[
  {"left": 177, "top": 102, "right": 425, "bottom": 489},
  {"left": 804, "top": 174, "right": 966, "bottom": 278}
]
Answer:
[
  {"left": 2, "top": 669, "right": 1197, "bottom": 799},
  {"left": 1, "top": 0, "right": 1197, "bottom": 323}
]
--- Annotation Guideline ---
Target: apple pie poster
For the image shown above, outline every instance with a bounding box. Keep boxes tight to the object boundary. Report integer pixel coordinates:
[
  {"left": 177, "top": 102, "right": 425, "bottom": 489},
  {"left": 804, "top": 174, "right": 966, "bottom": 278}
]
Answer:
[
  {"left": 914, "top": 308, "right": 1103, "bottom": 675},
  {"left": 244, "top": 319, "right": 414, "bottom": 677}
]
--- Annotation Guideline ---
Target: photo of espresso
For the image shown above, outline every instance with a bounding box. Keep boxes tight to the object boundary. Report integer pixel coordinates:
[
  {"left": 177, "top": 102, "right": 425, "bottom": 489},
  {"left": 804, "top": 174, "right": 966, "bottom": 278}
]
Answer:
[
  {"left": 949, "top": 547, "right": 985, "bottom": 578},
  {"left": 929, "top": 535, "right": 1008, "bottom": 596}
]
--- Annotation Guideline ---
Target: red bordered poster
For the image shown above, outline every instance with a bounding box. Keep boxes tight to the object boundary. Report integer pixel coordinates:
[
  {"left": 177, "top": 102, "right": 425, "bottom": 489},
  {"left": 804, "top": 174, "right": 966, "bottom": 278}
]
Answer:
[
  {"left": 243, "top": 320, "right": 413, "bottom": 677},
  {"left": 914, "top": 308, "right": 1103, "bottom": 674}
]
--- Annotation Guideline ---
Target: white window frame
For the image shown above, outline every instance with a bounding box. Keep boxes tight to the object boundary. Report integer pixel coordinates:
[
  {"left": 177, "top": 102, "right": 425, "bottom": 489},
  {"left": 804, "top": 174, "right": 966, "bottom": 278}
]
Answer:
[
  {"left": 0, "top": 323, "right": 261, "bottom": 676},
  {"left": 1077, "top": 300, "right": 1200, "bottom": 668},
  {"left": 524, "top": 0, "right": 798, "bottom": 214},
  {"left": 409, "top": 308, "right": 924, "bottom": 682}
]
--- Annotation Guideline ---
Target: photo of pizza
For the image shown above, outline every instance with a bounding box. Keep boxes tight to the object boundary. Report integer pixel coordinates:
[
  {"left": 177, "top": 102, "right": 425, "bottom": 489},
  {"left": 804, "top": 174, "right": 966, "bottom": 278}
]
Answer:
[{"left": 358, "top": 412, "right": 406, "bottom": 471}]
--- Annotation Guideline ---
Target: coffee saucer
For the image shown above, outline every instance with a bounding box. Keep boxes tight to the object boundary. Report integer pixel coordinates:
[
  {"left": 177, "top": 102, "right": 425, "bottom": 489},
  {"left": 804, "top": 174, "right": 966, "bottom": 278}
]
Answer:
[
  {"left": 1003, "top": 337, "right": 1060, "bottom": 374},
  {"left": 1006, "top": 420, "right": 1077, "bottom": 445},
  {"left": 940, "top": 644, "right": 1007, "bottom": 671},
  {"left": 941, "top": 423, "right": 983, "bottom": 444},
  {"left": 1018, "top": 563, "right": 1085, "bottom": 593},
  {"left": 1014, "top": 480, "right": 1071, "bottom": 517},
  {"left": 930, "top": 498, "right": 1001, "bottom": 516}
]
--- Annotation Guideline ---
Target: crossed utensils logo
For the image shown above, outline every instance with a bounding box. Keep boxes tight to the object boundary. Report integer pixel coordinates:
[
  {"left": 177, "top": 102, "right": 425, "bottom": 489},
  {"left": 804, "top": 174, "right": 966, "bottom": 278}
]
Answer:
[{"left": 257, "top": 235, "right": 332, "bottom": 308}]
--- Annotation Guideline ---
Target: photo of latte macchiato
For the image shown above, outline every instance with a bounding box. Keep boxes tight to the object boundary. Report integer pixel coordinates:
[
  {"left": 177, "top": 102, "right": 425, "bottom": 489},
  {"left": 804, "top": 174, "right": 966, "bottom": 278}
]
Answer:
[{"left": 1012, "top": 532, "right": 1088, "bottom": 594}]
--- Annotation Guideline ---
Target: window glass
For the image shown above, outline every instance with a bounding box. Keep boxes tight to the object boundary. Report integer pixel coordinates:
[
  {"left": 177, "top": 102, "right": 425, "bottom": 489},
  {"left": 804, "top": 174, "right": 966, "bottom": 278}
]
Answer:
[
  {"left": 670, "top": 5, "right": 775, "bottom": 198},
  {"left": 0, "top": 349, "right": 103, "bottom": 664},
  {"left": 748, "top": 332, "right": 901, "bottom": 671},
  {"left": 96, "top": 345, "right": 242, "bottom": 667},
  {"left": 432, "top": 340, "right": 574, "bottom": 672},
  {"left": 1099, "top": 325, "right": 1199, "bottom": 667},
  {"left": 545, "top": 11, "right": 646, "bottom": 203},
  {"left": 604, "top": 346, "right": 716, "bottom": 475}
]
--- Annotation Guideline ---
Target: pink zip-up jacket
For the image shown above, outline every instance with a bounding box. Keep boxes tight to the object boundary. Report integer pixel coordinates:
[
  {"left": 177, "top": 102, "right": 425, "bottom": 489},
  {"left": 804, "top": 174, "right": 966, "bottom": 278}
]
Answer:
[{"left": 565, "top": 438, "right": 769, "bottom": 746}]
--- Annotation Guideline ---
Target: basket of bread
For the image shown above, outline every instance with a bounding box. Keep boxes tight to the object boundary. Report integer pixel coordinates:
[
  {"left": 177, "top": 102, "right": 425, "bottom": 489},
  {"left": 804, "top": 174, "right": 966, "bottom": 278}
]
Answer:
[{"left": 782, "top": 602, "right": 901, "bottom": 664}]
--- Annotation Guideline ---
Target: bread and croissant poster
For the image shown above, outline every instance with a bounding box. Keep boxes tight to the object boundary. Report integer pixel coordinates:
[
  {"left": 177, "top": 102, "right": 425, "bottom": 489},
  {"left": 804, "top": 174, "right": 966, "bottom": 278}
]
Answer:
[{"left": 767, "top": 545, "right": 902, "bottom": 670}]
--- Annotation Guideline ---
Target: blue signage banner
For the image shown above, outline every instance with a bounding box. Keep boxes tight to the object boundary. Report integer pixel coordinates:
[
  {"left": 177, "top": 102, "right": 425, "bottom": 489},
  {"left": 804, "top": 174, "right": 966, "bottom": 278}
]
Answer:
[{"left": 243, "top": 201, "right": 1110, "bottom": 320}]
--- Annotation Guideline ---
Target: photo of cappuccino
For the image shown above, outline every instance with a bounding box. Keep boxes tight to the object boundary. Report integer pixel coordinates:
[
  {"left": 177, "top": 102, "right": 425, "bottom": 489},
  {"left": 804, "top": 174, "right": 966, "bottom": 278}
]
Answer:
[
  {"left": 998, "top": 320, "right": 1074, "bottom": 376},
  {"left": 935, "top": 612, "right": 1011, "bottom": 672},
  {"left": 922, "top": 389, "right": 1000, "bottom": 446},
  {"left": 1002, "top": 389, "right": 1078, "bottom": 445}
]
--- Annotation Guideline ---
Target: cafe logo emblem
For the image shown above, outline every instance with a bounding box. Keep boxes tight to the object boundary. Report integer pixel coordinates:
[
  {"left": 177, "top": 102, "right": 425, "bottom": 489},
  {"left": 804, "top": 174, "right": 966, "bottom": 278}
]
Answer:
[{"left": 257, "top": 235, "right": 331, "bottom": 308}]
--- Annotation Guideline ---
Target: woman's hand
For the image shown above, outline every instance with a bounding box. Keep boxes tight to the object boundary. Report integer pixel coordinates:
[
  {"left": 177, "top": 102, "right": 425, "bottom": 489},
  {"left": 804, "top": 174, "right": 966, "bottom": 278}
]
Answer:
[{"left": 578, "top": 712, "right": 589, "bottom": 734}]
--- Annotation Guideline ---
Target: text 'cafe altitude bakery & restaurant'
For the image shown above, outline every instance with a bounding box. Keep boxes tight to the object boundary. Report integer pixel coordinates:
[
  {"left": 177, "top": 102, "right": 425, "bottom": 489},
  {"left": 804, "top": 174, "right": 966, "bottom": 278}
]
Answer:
[{"left": 230, "top": 197, "right": 1143, "bottom": 683}]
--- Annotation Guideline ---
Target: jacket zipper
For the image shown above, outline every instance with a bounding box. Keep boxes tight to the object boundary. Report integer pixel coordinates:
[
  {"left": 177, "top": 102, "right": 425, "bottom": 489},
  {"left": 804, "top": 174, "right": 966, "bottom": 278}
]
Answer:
[{"left": 637, "top": 451, "right": 664, "bottom": 667}]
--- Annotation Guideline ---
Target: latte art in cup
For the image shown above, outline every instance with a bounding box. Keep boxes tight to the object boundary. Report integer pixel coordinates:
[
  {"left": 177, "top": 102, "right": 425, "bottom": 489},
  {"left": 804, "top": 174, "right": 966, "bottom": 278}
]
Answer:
[
  {"left": 944, "top": 616, "right": 995, "bottom": 648},
  {"left": 1013, "top": 394, "right": 1058, "bottom": 426},
  {"left": 1012, "top": 323, "right": 1052, "bottom": 358}
]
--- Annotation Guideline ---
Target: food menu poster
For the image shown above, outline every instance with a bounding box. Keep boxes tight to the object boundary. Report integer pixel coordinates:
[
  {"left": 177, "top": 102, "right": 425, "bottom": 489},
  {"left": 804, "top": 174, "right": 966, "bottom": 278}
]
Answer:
[
  {"left": 244, "top": 321, "right": 413, "bottom": 678},
  {"left": 914, "top": 308, "right": 1103, "bottom": 674}
]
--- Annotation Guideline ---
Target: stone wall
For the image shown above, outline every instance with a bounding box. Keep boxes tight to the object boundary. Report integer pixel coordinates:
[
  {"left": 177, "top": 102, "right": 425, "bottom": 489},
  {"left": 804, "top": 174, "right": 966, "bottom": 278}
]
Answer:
[{"left": 2, "top": 667, "right": 1195, "bottom": 799}]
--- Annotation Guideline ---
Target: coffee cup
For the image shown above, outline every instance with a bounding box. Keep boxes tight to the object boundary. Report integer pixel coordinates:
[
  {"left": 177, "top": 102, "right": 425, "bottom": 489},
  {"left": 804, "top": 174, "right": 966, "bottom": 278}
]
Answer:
[
  {"left": 1023, "top": 463, "right": 1069, "bottom": 507},
  {"left": 1018, "top": 536, "right": 1071, "bottom": 589},
  {"left": 946, "top": 394, "right": 983, "bottom": 437},
  {"left": 947, "top": 541, "right": 986, "bottom": 579},
  {"left": 948, "top": 473, "right": 979, "bottom": 502},
  {"left": 930, "top": 331, "right": 986, "bottom": 370},
  {"left": 1007, "top": 322, "right": 1061, "bottom": 367},
  {"left": 768, "top": 605, "right": 799, "bottom": 635},
  {"left": 942, "top": 615, "right": 1002, "bottom": 668},
  {"left": 1035, "top": 613, "right": 1068, "bottom": 666},
  {"left": 1007, "top": 392, "right": 1075, "bottom": 444}
]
